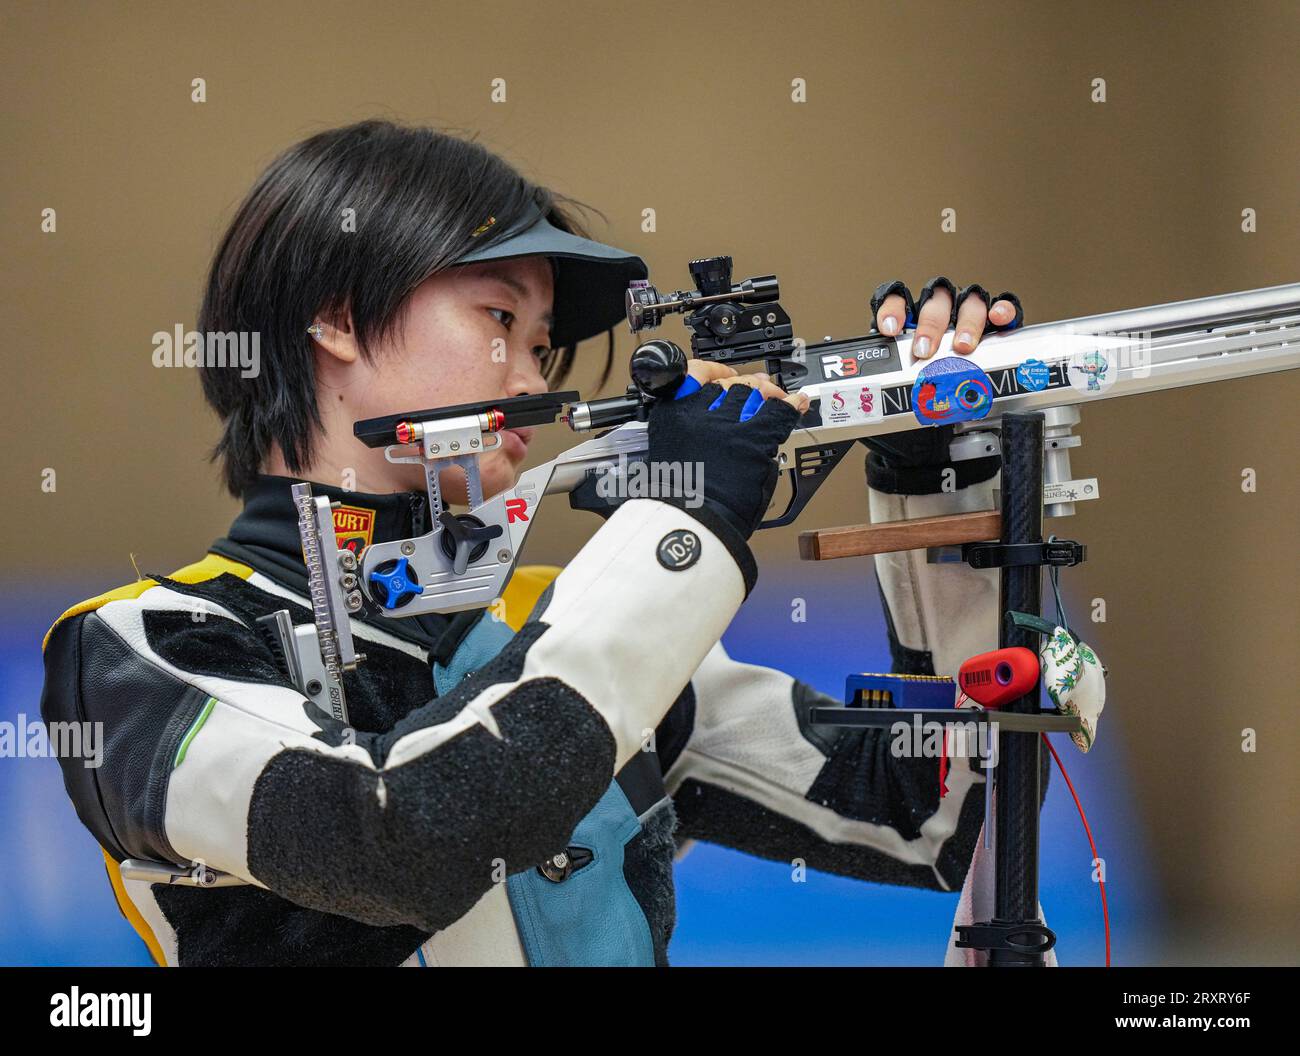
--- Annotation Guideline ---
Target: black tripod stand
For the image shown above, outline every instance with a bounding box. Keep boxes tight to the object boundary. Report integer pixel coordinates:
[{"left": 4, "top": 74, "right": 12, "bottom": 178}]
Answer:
[{"left": 807, "top": 411, "right": 1086, "bottom": 965}]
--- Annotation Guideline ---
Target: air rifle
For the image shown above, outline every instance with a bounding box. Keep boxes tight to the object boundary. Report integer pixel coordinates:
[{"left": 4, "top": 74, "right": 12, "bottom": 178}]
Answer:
[{"left": 272, "top": 259, "right": 1300, "bottom": 728}]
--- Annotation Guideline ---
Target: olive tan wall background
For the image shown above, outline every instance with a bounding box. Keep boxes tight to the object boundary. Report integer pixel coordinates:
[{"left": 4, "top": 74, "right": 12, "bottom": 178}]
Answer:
[{"left": 2, "top": 0, "right": 1297, "bottom": 962}]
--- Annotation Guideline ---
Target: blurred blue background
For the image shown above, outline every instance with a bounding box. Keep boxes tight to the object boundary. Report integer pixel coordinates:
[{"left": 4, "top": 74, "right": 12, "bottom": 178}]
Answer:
[{"left": 1, "top": 563, "right": 1155, "bottom": 966}]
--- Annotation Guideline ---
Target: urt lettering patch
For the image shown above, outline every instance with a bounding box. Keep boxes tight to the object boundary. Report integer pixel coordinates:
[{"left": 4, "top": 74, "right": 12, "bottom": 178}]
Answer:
[{"left": 333, "top": 505, "right": 375, "bottom": 556}]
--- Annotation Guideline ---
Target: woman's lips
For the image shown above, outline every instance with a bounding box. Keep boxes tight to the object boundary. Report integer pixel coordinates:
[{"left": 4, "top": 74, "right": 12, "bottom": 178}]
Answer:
[{"left": 503, "top": 427, "right": 533, "bottom": 459}]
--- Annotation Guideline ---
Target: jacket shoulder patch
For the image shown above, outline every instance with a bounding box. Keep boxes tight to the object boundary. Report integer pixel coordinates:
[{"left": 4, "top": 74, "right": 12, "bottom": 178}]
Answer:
[{"left": 43, "top": 552, "right": 255, "bottom": 652}]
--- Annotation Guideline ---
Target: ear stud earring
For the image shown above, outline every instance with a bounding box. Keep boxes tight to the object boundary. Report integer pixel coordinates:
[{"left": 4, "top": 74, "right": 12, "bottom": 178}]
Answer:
[{"left": 307, "top": 324, "right": 324, "bottom": 338}]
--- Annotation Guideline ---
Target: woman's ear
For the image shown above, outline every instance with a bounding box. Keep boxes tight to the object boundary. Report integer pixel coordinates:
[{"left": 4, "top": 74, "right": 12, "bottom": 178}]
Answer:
[{"left": 307, "top": 306, "right": 361, "bottom": 365}]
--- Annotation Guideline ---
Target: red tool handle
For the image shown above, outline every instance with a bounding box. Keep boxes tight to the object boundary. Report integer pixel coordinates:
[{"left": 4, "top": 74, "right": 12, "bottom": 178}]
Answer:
[{"left": 958, "top": 647, "right": 1040, "bottom": 709}]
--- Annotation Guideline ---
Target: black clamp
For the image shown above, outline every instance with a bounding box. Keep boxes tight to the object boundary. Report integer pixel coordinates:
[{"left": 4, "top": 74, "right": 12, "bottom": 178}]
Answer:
[
  {"left": 438, "top": 510, "right": 503, "bottom": 575},
  {"left": 962, "top": 540, "right": 1086, "bottom": 570},
  {"left": 955, "top": 919, "right": 1057, "bottom": 956}
]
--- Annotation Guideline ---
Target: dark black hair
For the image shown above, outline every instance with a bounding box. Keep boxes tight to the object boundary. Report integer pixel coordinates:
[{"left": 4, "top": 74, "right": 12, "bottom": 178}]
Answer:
[{"left": 197, "top": 119, "right": 615, "bottom": 498}]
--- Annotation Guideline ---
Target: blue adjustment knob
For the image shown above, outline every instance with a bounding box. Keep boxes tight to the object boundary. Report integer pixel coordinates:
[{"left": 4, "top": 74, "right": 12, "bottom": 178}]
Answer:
[{"left": 369, "top": 557, "right": 424, "bottom": 610}]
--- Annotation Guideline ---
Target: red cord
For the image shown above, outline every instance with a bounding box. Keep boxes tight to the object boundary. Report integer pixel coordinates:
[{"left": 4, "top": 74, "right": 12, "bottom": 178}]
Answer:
[
  {"left": 1041, "top": 733, "right": 1111, "bottom": 967},
  {"left": 940, "top": 693, "right": 974, "bottom": 799}
]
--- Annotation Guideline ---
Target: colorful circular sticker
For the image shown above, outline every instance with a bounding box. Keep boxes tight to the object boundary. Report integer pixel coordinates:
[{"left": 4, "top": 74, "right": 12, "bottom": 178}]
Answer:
[
  {"left": 910, "top": 356, "right": 995, "bottom": 425},
  {"left": 1016, "top": 358, "right": 1050, "bottom": 392},
  {"left": 1068, "top": 348, "right": 1115, "bottom": 394}
]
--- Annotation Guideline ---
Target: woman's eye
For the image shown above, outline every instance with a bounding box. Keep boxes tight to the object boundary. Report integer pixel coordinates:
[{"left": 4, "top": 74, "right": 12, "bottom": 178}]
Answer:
[{"left": 488, "top": 307, "right": 515, "bottom": 328}]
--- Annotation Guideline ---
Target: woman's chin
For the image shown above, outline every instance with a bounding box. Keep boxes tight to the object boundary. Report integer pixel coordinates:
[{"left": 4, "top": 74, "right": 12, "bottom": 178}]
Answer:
[{"left": 478, "top": 470, "right": 519, "bottom": 504}]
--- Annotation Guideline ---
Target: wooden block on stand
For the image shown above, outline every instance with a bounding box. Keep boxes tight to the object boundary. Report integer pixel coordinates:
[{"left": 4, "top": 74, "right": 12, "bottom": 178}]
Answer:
[{"left": 797, "top": 510, "right": 1002, "bottom": 560}]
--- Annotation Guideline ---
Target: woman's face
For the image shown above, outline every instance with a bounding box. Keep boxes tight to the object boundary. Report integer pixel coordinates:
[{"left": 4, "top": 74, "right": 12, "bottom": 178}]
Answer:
[{"left": 310, "top": 254, "right": 555, "bottom": 504}]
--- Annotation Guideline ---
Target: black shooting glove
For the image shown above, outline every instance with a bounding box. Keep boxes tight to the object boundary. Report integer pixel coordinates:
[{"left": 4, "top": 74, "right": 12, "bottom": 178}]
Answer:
[
  {"left": 571, "top": 377, "right": 804, "bottom": 533},
  {"left": 646, "top": 378, "right": 803, "bottom": 542}
]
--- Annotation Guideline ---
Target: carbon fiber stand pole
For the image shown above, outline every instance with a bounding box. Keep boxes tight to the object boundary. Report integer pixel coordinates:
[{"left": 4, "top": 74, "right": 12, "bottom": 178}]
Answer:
[{"left": 991, "top": 412, "right": 1046, "bottom": 966}]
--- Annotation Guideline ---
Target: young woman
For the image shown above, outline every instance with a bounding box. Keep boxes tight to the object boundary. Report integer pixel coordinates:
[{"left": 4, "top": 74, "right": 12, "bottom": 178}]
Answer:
[{"left": 41, "top": 120, "right": 1022, "bottom": 966}]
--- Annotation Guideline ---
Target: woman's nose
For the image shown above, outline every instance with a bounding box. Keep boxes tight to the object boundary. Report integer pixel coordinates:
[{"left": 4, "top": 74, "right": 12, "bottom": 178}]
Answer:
[{"left": 507, "top": 348, "right": 549, "bottom": 396}]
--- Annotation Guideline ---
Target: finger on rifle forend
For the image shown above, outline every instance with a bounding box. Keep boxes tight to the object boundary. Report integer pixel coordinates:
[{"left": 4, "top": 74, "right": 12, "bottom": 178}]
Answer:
[
  {"left": 989, "top": 299, "right": 1017, "bottom": 325},
  {"left": 912, "top": 287, "right": 955, "bottom": 360},
  {"left": 717, "top": 375, "right": 787, "bottom": 402},
  {"left": 687, "top": 361, "right": 739, "bottom": 385},
  {"left": 876, "top": 292, "right": 909, "bottom": 335},
  {"left": 953, "top": 296, "right": 990, "bottom": 354}
]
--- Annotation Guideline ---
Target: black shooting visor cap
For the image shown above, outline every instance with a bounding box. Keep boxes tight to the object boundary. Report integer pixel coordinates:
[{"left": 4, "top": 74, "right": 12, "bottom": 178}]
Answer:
[{"left": 452, "top": 200, "right": 648, "bottom": 350}]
